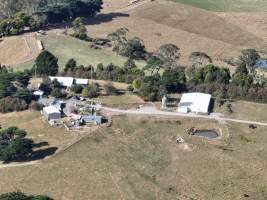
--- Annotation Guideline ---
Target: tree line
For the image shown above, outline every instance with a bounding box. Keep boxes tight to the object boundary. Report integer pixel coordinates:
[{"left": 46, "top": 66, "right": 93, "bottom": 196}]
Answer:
[{"left": 32, "top": 42, "right": 267, "bottom": 104}]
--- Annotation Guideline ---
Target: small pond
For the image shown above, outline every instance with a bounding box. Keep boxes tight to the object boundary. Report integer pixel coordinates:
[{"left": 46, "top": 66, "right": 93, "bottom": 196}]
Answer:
[{"left": 193, "top": 130, "right": 219, "bottom": 139}]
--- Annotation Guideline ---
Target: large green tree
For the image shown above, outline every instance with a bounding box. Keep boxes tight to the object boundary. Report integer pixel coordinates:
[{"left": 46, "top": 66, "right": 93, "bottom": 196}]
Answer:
[
  {"left": 34, "top": 50, "right": 59, "bottom": 76},
  {"left": 0, "top": 127, "right": 33, "bottom": 162}
]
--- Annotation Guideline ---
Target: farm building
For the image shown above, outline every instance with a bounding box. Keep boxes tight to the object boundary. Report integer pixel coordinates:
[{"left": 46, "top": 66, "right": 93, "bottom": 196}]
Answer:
[
  {"left": 49, "top": 77, "right": 89, "bottom": 87},
  {"left": 75, "top": 78, "right": 89, "bottom": 85},
  {"left": 81, "top": 115, "right": 102, "bottom": 125},
  {"left": 177, "top": 93, "right": 211, "bottom": 114},
  {"left": 42, "top": 106, "right": 61, "bottom": 120}
]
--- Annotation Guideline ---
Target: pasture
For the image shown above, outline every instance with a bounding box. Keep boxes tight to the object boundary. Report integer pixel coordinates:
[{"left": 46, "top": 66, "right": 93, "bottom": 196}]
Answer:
[
  {"left": 12, "top": 33, "right": 145, "bottom": 71},
  {"left": 0, "top": 115, "right": 267, "bottom": 199}
]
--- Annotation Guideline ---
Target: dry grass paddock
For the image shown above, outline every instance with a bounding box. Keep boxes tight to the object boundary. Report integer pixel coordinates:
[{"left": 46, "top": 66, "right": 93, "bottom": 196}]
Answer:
[
  {"left": 0, "top": 111, "right": 82, "bottom": 166},
  {"left": 0, "top": 114, "right": 266, "bottom": 199},
  {"left": 0, "top": 33, "right": 39, "bottom": 66}
]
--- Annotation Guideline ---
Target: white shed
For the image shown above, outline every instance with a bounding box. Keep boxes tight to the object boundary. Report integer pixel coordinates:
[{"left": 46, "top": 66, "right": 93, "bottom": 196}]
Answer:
[
  {"left": 177, "top": 93, "right": 211, "bottom": 114},
  {"left": 75, "top": 78, "right": 89, "bottom": 85},
  {"left": 49, "top": 76, "right": 74, "bottom": 87},
  {"left": 42, "top": 106, "right": 61, "bottom": 120}
]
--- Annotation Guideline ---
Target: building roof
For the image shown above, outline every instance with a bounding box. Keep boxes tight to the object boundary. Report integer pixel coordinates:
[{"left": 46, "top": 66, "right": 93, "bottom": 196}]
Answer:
[
  {"left": 33, "top": 90, "right": 44, "bottom": 96},
  {"left": 49, "top": 76, "right": 90, "bottom": 87},
  {"left": 49, "top": 76, "right": 74, "bottom": 87},
  {"left": 43, "top": 106, "right": 61, "bottom": 114},
  {"left": 75, "top": 78, "right": 89, "bottom": 85},
  {"left": 179, "top": 92, "right": 211, "bottom": 113}
]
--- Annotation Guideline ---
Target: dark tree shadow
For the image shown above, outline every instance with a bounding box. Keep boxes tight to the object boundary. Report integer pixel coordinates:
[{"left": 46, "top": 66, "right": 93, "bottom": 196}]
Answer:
[
  {"left": 209, "top": 98, "right": 215, "bottom": 113},
  {"left": 3, "top": 145, "right": 58, "bottom": 164},
  {"left": 84, "top": 13, "right": 130, "bottom": 25},
  {"left": 45, "top": 12, "right": 129, "bottom": 30},
  {"left": 32, "top": 141, "right": 49, "bottom": 148}
]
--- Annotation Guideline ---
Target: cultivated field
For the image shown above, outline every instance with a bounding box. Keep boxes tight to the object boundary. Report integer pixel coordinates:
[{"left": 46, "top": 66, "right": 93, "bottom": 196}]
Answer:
[{"left": 0, "top": 115, "right": 266, "bottom": 199}]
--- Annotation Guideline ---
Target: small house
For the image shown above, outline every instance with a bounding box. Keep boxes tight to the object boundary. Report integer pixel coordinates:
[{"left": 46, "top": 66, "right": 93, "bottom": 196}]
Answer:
[{"left": 42, "top": 106, "right": 61, "bottom": 120}]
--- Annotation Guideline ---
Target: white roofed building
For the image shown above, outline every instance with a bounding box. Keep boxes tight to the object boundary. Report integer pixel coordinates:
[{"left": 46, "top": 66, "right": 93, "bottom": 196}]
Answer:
[
  {"left": 49, "top": 77, "right": 74, "bottom": 87},
  {"left": 49, "top": 77, "right": 89, "bottom": 87},
  {"left": 75, "top": 78, "right": 89, "bottom": 85},
  {"left": 42, "top": 106, "right": 61, "bottom": 120},
  {"left": 177, "top": 93, "right": 211, "bottom": 114}
]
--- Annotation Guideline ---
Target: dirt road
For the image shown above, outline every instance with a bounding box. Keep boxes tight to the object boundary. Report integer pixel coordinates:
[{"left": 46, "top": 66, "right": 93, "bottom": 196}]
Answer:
[{"left": 102, "top": 106, "right": 267, "bottom": 127}]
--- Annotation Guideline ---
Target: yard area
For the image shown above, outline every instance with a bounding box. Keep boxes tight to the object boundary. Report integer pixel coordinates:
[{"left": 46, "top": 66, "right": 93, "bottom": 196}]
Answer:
[
  {"left": 0, "top": 111, "right": 81, "bottom": 165},
  {"left": 0, "top": 115, "right": 266, "bottom": 199}
]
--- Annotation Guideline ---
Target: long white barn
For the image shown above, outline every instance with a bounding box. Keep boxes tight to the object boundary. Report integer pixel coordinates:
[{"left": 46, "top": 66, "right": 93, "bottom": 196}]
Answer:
[
  {"left": 49, "top": 77, "right": 89, "bottom": 87},
  {"left": 177, "top": 92, "right": 211, "bottom": 114}
]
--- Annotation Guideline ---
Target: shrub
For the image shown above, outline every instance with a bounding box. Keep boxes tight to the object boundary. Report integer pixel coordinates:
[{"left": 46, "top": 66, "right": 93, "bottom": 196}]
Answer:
[
  {"left": 0, "top": 191, "right": 53, "bottom": 200},
  {"left": 70, "top": 84, "right": 83, "bottom": 94},
  {"left": 0, "top": 97, "right": 28, "bottom": 113},
  {"left": 29, "top": 101, "right": 43, "bottom": 111},
  {"left": 51, "top": 88, "right": 65, "bottom": 98},
  {"left": 103, "top": 83, "right": 118, "bottom": 95}
]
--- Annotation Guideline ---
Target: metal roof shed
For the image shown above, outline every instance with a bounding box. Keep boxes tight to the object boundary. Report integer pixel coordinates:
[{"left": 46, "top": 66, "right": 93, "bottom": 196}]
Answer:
[
  {"left": 42, "top": 106, "right": 61, "bottom": 120},
  {"left": 75, "top": 78, "right": 89, "bottom": 85},
  {"left": 178, "top": 93, "right": 211, "bottom": 114},
  {"left": 49, "top": 76, "right": 74, "bottom": 87}
]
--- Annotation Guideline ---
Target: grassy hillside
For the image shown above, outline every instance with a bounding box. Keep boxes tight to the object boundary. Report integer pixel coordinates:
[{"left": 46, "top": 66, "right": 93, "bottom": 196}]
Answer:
[
  {"left": 13, "top": 33, "right": 145, "bottom": 71},
  {"left": 173, "top": 0, "right": 267, "bottom": 12}
]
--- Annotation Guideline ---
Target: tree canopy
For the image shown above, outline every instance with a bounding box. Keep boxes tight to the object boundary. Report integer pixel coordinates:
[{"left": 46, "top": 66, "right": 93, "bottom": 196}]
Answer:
[
  {"left": 34, "top": 50, "right": 59, "bottom": 76},
  {"left": 0, "top": 127, "right": 33, "bottom": 162}
]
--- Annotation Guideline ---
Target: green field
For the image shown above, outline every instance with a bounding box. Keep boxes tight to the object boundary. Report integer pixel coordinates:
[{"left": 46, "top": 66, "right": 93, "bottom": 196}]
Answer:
[
  {"left": 0, "top": 115, "right": 267, "bottom": 199},
  {"left": 14, "top": 34, "right": 145, "bottom": 71},
  {"left": 173, "top": 0, "right": 267, "bottom": 12}
]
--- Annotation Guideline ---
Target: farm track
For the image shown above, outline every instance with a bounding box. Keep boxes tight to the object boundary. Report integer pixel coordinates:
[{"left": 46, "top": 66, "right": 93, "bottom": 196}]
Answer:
[{"left": 102, "top": 106, "right": 267, "bottom": 127}]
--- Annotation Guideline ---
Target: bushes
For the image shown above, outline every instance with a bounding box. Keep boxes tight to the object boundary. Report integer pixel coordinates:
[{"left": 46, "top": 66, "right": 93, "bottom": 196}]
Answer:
[
  {"left": 29, "top": 101, "right": 43, "bottom": 111},
  {"left": 70, "top": 84, "right": 83, "bottom": 94},
  {"left": 0, "top": 97, "right": 28, "bottom": 113},
  {"left": 0, "top": 12, "right": 40, "bottom": 36},
  {"left": 0, "top": 191, "right": 53, "bottom": 200},
  {"left": 51, "top": 88, "right": 65, "bottom": 98},
  {"left": 82, "top": 84, "right": 99, "bottom": 98},
  {"left": 103, "top": 83, "right": 118, "bottom": 95}
]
